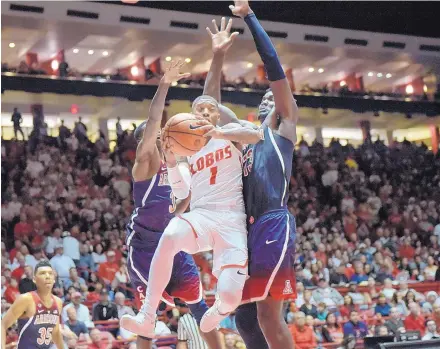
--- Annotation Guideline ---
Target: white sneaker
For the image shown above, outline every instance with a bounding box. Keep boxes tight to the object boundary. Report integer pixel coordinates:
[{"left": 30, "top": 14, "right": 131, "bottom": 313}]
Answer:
[
  {"left": 120, "top": 310, "right": 156, "bottom": 338},
  {"left": 199, "top": 299, "right": 230, "bottom": 333}
]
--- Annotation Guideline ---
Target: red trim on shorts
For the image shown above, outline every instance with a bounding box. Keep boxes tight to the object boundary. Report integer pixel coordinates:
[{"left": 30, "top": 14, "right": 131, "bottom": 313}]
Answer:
[
  {"left": 220, "top": 260, "right": 248, "bottom": 271},
  {"left": 176, "top": 215, "right": 198, "bottom": 239}
]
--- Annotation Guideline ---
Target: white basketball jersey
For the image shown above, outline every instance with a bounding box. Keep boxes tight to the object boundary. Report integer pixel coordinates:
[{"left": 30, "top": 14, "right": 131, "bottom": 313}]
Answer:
[{"left": 188, "top": 138, "right": 245, "bottom": 212}]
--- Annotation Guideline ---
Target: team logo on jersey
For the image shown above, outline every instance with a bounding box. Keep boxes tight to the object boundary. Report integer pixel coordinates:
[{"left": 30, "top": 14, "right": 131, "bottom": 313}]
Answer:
[
  {"left": 189, "top": 145, "right": 232, "bottom": 175},
  {"left": 242, "top": 147, "right": 253, "bottom": 177},
  {"left": 282, "top": 280, "right": 293, "bottom": 295}
]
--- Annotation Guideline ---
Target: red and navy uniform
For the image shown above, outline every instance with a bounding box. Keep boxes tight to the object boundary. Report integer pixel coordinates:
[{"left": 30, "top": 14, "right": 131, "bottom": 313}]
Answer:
[{"left": 17, "top": 292, "right": 59, "bottom": 349}]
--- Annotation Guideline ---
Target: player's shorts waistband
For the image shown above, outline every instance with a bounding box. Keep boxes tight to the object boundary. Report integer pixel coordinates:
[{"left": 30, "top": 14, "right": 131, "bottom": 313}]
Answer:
[{"left": 249, "top": 207, "right": 289, "bottom": 225}]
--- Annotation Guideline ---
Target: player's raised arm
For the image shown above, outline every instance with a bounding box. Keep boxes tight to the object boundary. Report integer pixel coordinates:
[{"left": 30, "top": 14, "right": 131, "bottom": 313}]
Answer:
[
  {"left": 132, "top": 60, "right": 190, "bottom": 181},
  {"left": 204, "top": 17, "right": 239, "bottom": 104},
  {"left": 230, "top": 0, "right": 299, "bottom": 124},
  {"left": 1, "top": 294, "right": 31, "bottom": 349}
]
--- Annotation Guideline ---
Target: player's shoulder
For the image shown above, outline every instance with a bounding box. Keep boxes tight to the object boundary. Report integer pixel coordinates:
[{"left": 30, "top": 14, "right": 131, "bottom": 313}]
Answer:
[
  {"left": 53, "top": 296, "right": 63, "bottom": 310},
  {"left": 17, "top": 292, "right": 34, "bottom": 303}
]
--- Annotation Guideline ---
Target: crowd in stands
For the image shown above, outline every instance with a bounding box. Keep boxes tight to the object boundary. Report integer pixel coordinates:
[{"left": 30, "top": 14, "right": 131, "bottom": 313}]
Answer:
[
  {"left": 1, "top": 110, "right": 440, "bottom": 348},
  {"left": 3, "top": 60, "right": 439, "bottom": 101}
]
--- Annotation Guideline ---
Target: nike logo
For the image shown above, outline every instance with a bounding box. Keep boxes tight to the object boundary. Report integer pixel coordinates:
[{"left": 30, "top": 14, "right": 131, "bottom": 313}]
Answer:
[
  {"left": 237, "top": 270, "right": 246, "bottom": 276},
  {"left": 266, "top": 239, "right": 277, "bottom": 245},
  {"left": 189, "top": 124, "right": 203, "bottom": 130},
  {"left": 38, "top": 310, "right": 44, "bottom": 314}
]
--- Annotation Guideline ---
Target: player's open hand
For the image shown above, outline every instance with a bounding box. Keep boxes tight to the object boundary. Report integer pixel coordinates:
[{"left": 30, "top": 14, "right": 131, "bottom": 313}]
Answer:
[
  {"left": 162, "top": 60, "right": 191, "bottom": 84},
  {"left": 229, "top": 0, "right": 253, "bottom": 18},
  {"left": 161, "top": 135, "right": 177, "bottom": 166},
  {"left": 206, "top": 17, "right": 239, "bottom": 54}
]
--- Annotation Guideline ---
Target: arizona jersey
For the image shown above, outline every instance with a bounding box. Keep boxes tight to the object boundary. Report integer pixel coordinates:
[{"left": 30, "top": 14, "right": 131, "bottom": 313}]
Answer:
[
  {"left": 126, "top": 162, "right": 175, "bottom": 248},
  {"left": 17, "top": 292, "right": 59, "bottom": 349},
  {"left": 188, "top": 138, "right": 244, "bottom": 212},
  {"left": 242, "top": 126, "right": 294, "bottom": 223}
]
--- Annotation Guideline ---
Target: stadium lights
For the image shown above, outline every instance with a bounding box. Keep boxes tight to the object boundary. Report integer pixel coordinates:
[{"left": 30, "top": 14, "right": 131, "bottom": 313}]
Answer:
[
  {"left": 9, "top": 43, "right": 15, "bottom": 48},
  {"left": 102, "top": 51, "right": 109, "bottom": 56},
  {"left": 51, "top": 60, "right": 59, "bottom": 70},
  {"left": 318, "top": 68, "right": 324, "bottom": 73},
  {"left": 386, "top": 73, "right": 392, "bottom": 78},
  {"left": 406, "top": 84, "right": 414, "bottom": 94},
  {"left": 165, "top": 56, "right": 172, "bottom": 62},
  {"left": 368, "top": 72, "right": 374, "bottom": 77},
  {"left": 88, "top": 50, "right": 94, "bottom": 55},
  {"left": 377, "top": 73, "right": 383, "bottom": 78},
  {"left": 340, "top": 81, "right": 346, "bottom": 87},
  {"left": 185, "top": 58, "right": 191, "bottom": 63},
  {"left": 73, "top": 48, "right": 79, "bottom": 54},
  {"left": 131, "top": 66, "right": 139, "bottom": 76},
  {"left": 423, "top": 85, "right": 428, "bottom": 93},
  {"left": 247, "top": 62, "right": 254, "bottom": 68},
  {"left": 308, "top": 67, "right": 315, "bottom": 73},
  {"left": 171, "top": 81, "right": 178, "bottom": 86}
]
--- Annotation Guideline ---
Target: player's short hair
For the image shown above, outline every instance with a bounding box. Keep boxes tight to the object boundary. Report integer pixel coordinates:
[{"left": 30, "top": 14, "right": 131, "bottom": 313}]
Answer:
[
  {"left": 34, "top": 260, "right": 53, "bottom": 275},
  {"left": 192, "top": 95, "right": 219, "bottom": 111},
  {"left": 134, "top": 121, "right": 147, "bottom": 143}
]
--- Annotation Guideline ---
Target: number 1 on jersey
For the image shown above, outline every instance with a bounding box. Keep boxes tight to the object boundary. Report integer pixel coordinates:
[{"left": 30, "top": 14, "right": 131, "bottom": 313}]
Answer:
[{"left": 210, "top": 166, "right": 218, "bottom": 185}]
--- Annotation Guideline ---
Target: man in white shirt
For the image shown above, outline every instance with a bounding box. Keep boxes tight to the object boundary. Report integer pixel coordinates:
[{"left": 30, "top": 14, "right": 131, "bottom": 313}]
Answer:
[
  {"left": 50, "top": 245, "right": 76, "bottom": 282},
  {"left": 46, "top": 228, "right": 64, "bottom": 257},
  {"left": 62, "top": 292, "right": 94, "bottom": 328},
  {"left": 62, "top": 230, "right": 80, "bottom": 264},
  {"left": 178, "top": 313, "right": 209, "bottom": 349},
  {"left": 422, "top": 320, "right": 440, "bottom": 340}
]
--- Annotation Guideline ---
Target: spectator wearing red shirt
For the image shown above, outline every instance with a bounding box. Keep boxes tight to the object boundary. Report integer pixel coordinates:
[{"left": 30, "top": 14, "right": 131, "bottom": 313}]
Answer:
[
  {"left": 290, "top": 311, "right": 317, "bottom": 349},
  {"left": 11, "top": 255, "right": 26, "bottom": 282},
  {"left": 4, "top": 278, "right": 20, "bottom": 304},
  {"left": 8, "top": 240, "right": 22, "bottom": 263},
  {"left": 399, "top": 238, "right": 415, "bottom": 260},
  {"left": 13, "top": 213, "right": 33, "bottom": 243},
  {"left": 404, "top": 303, "right": 426, "bottom": 335},
  {"left": 97, "top": 251, "right": 119, "bottom": 286},
  {"left": 87, "top": 328, "right": 112, "bottom": 349}
]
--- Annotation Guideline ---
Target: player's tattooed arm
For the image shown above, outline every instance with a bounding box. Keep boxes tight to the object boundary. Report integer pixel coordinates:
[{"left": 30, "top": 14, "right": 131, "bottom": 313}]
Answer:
[
  {"left": 204, "top": 122, "right": 264, "bottom": 145},
  {"left": 133, "top": 60, "right": 190, "bottom": 180},
  {"left": 204, "top": 17, "right": 239, "bottom": 103},
  {"left": 1, "top": 294, "right": 31, "bottom": 349}
]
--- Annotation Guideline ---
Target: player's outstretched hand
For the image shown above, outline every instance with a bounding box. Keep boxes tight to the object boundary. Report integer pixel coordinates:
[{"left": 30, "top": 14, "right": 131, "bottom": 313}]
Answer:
[
  {"left": 161, "top": 135, "right": 177, "bottom": 166},
  {"left": 229, "top": 0, "right": 253, "bottom": 18},
  {"left": 162, "top": 60, "right": 191, "bottom": 84},
  {"left": 206, "top": 17, "right": 239, "bottom": 54}
]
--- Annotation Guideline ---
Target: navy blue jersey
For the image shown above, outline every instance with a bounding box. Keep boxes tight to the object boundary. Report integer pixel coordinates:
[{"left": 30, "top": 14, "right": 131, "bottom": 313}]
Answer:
[
  {"left": 126, "top": 162, "right": 175, "bottom": 248},
  {"left": 242, "top": 126, "right": 294, "bottom": 223},
  {"left": 17, "top": 292, "right": 59, "bottom": 349}
]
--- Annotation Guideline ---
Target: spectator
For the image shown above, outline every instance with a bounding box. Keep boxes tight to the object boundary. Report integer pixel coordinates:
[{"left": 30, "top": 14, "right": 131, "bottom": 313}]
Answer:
[
  {"left": 347, "top": 283, "right": 365, "bottom": 305},
  {"left": 50, "top": 246, "right": 76, "bottom": 282},
  {"left": 92, "top": 289, "right": 118, "bottom": 322},
  {"left": 63, "top": 230, "right": 80, "bottom": 265},
  {"left": 87, "top": 328, "right": 112, "bottom": 349},
  {"left": 316, "top": 302, "right": 329, "bottom": 321},
  {"left": 65, "top": 307, "right": 91, "bottom": 342},
  {"left": 63, "top": 267, "right": 87, "bottom": 291},
  {"left": 299, "top": 290, "right": 317, "bottom": 318},
  {"left": 422, "top": 320, "right": 440, "bottom": 340},
  {"left": 11, "top": 108, "right": 25, "bottom": 140},
  {"left": 97, "top": 251, "right": 119, "bottom": 287},
  {"left": 177, "top": 311, "right": 209, "bottom": 349},
  {"left": 350, "top": 261, "right": 368, "bottom": 284},
  {"left": 384, "top": 307, "right": 405, "bottom": 335},
  {"left": 339, "top": 295, "right": 356, "bottom": 319},
  {"left": 18, "top": 265, "right": 36, "bottom": 294},
  {"left": 4, "top": 278, "right": 20, "bottom": 304},
  {"left": 46, "top": 228, "right": 63, "bottom": 257},
  {"left": 325, "top": 312, "right": 343, "bottom": 344},
  {"left": 381, "top": 278, "right": 396, "bottom": 300},
  {"left": 78, "top": 243, "right": 96, "bottom": 280},
  {"left": 422, "top": 291, "right": 439, "bottom": 314},
  {"left": 92, "top": 244, "right": 107, "bottom": 265},
  {"left": 375, "top": 293, "right": 391, "bottom": 316},
  {"left": 312, "top": 278, "right": 344, "bottom": 311},
  {"left": 343, "top": 311, "right": 368, "bottom": 339},
  {"left": 290, "top": 311, "right": 317, "bottom": 349},
  {"left": 62, "top": 292, "right": 94, "bottom": 328},
  {"left": 114, "top": 292, "right": 134, "bottom": 318},
  {"left": 11, "top": 256, "right": 26, "bottom": 282},
  {"left": 404, "top": 303, "right": 426, "bottom": 335}
]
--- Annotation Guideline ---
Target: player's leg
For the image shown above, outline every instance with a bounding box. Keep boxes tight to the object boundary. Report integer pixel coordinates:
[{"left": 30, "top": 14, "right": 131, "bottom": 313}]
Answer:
[
  {"left": 121, "top": 215, "right": 201, "bottom": 336},
  {"left": 235, "top": 303, "right": 270, "bottom": 349},
  {"left": 256, "top": 297, "right": 294, "bottom": 349},
  {"left": 136, "top": 336, "right": 152, "bottom": 349}
]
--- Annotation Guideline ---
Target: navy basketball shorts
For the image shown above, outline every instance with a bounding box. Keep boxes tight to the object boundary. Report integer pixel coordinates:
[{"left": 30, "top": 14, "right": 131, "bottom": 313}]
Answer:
[
  {"left": 241, "top": 209, "right": 296, "bottom": 303},
  {"left": 127, "top": 244, "right": 202, "bottom": 308}
]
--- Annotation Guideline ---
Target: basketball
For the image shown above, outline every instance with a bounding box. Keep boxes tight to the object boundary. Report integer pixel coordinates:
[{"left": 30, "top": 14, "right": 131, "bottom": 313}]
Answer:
[{"left": 162, "top": 113, "right": 208, "bottom": 156}]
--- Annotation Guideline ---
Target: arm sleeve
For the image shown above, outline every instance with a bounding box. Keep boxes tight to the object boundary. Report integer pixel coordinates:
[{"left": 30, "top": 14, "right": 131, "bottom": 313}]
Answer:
[{"left": 167, "top": 163, "right": 191, "bottom": 200}]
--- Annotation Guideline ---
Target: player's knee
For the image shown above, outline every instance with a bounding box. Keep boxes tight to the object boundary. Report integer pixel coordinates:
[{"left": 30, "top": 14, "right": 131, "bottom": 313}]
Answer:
[
  {"left": 256, "top": 301, "right": 283, "bottom": 330},
  {"left": 235, "top": 304, "right": 254, "bottom": 332},
  {"left": 218, "top": 288, "right": 242, "bottom": 313}
]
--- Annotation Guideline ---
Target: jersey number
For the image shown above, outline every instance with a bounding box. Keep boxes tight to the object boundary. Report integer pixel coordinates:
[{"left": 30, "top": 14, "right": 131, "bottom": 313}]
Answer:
[
  {"left": 209, "top": 166, "right": 218, "bottom": 185},
  {"left": 37, "top": 327, "right": 53, "bottom": 345}
]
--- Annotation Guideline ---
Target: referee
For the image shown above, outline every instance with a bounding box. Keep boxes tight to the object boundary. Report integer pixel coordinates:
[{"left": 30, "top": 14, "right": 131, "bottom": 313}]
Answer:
[{"left": 177, "top": 311, "right": 209, "bottom": 349}]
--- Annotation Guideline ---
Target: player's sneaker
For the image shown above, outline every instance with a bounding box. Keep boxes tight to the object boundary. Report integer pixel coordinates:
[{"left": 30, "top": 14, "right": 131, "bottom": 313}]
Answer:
[
  {"left": 120, "top": 307, "right": 156, "bottom": 338},
  {"left": 199, "top": 299, "right": 230, "bottom": 333}
]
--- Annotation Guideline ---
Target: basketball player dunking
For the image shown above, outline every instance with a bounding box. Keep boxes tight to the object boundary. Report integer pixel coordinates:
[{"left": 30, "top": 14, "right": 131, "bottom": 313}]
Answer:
[
  {"left": 121, "top": 19, "right": 255, "bottom": 336},
  {"left": 120, "top": 61, "right": 222, "bottom": 349},
  {"left": 1, "top": 261, "right": 64, "bottom": 349},
  {"left": 201, "top": 1, "right": 299, "bottom": 348}
]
